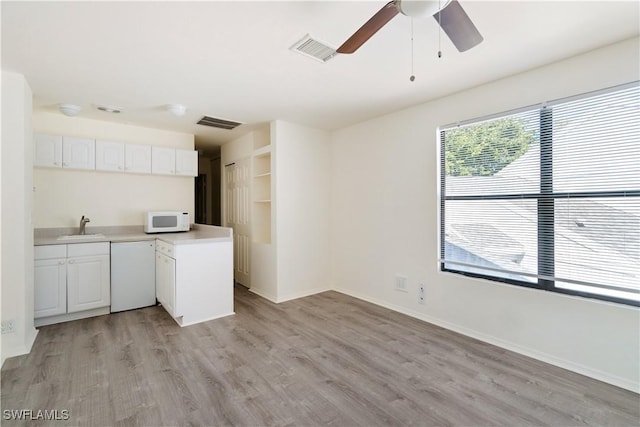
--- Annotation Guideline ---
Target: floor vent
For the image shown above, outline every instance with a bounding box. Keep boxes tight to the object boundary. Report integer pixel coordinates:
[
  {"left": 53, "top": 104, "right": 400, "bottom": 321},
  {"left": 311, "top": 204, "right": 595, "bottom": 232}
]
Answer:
[
  {"left": 290, "top": 34, "right": 337, "bottom": 63},
  {"left": 196, "top": 116, "right": 242, "bottom": 130}
]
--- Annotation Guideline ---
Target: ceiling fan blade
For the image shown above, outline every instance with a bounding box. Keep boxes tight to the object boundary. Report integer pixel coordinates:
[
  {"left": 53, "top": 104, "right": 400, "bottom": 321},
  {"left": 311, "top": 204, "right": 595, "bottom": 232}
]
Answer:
[
  {"left": 433, "top": 0, "right": 483, "bottom": 52},
  {"left": 337, "top": 1, "right": 399, "bottom": 54}
]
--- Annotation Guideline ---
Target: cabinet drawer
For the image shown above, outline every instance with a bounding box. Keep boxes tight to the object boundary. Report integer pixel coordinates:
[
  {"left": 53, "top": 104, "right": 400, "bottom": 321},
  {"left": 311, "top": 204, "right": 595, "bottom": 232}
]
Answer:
[
  {"left": 156, "top": 240, "right": 175, "bottom": 258},
  {"left": 67, "top": 242, "right": 110, "bottom": 257},
  {"left": 35, "top": 244, "right": 67, "bottom": 260}
]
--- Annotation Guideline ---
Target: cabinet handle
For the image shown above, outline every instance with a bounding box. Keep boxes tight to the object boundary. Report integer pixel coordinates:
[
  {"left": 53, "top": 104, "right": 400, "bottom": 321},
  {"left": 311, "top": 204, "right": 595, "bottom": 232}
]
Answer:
[
  {"left": 59, "top": 260, "right": 65, "bottom": 265},
  {"left": 68, "top": 259, "right": 74, "bottom": 264}
]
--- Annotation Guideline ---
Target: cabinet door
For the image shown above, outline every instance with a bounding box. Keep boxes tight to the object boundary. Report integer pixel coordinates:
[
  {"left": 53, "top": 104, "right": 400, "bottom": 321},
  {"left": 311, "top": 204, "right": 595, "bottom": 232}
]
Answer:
[
  {"left": 175, "top": 149, "right": 198, "bottom": 177},
  {"left": 125, "top": 144, "right": 152, "bottom": 174},
  {"left": 67, "top": 254, "right": 110, "bottom": 313},
  {"left": 62, "top": 136, "right": 95, "bottom": 170},
  {"left": 165, "top": 255, "right": 176, "bottom": 317},
  {"left": 155, "top": 252, "right": 165, "bottom": 306},
  {"left": 34, "top": 258, "right": 67, "bottom": 318},
  {"left": 96, "top": 140, "right": 125, "bottom": 172},
  {"left": 151, "top": 147, "right": 175, "bottom": 175},
  {"left": 34, "top": 133, "right": 63, "bottom": 168},
  {"left": 155, "top": 252, "right": 175, "bottom": 317}
]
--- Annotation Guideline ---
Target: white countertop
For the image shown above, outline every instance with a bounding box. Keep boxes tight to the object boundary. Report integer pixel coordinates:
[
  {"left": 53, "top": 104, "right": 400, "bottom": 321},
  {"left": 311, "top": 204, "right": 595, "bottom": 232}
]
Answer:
[{"left": 34, "top": 224, "right": 233, "bottom": 246}]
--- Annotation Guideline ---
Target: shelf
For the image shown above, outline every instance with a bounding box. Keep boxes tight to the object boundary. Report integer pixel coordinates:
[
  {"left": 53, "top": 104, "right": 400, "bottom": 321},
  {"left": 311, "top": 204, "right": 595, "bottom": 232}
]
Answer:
[
  {"left": 253, "top": 151, "right": 271, "bottom": 177},
  {"left": 253, "top": 145, "right": 271, "bottom": 158},
  {"left": 252, "top": 125, "right": 272, "bottom": 245}
]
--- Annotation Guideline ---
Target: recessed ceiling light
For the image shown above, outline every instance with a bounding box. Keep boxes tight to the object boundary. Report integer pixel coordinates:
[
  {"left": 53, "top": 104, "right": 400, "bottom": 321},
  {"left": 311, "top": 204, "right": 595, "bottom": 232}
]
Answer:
[
  {"left": 96, "top": 105, "right": 122, "bottom": 114},
  {"left": 167, "top": 104, "right": 187, "bottom": 116},
  {"left": 58, "top": 103, "right": 81, "bottom": 117}
]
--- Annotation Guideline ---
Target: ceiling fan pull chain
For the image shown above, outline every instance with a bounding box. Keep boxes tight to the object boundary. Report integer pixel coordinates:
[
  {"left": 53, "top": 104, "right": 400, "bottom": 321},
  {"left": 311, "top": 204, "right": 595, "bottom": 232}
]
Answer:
[
  {"left": 410, "top": 18, "right": 415, "bottom": 82},
  {"left": 437, "top": 0, "right": 442, "bottom": 58}
]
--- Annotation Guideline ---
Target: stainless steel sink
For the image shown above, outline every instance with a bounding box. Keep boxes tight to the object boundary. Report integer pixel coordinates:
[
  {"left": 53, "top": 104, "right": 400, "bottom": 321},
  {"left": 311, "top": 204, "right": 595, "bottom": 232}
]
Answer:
[{"left": 57, "top": 234, "right": 105, "bottom": 240}]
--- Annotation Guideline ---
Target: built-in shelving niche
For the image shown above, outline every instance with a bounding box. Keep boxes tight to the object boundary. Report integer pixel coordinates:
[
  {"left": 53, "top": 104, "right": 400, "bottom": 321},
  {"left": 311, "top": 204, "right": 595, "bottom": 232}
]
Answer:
[{"left": 252, "top": 142, "right": 272, "bottom": 244}]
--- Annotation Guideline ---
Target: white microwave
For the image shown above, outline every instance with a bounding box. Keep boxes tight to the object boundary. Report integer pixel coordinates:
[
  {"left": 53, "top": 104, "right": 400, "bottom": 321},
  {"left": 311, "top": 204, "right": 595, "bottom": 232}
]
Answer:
[{"left": 144, "top": 211, "right": 190, "bottom": 233}]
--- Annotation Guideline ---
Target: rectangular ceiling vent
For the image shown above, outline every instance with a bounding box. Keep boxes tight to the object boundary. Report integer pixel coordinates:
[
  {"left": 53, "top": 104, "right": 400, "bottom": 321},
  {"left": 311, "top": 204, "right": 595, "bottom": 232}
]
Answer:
[
  {"left": 290, "top": 34, "right": 337, "bottom": 63},
  {"left": 196, "top": 116, "right": 242, "bottom": 130}
]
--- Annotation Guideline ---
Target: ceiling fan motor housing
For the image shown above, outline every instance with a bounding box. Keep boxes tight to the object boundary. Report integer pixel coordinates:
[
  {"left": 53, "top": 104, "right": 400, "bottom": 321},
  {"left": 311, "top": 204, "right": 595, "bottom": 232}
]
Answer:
[{"left": 398, "top": 0, "right": 451, "bottom": 18}]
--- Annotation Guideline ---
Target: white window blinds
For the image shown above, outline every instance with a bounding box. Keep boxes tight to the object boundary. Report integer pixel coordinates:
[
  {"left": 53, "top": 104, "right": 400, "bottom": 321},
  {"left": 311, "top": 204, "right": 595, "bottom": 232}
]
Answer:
[{"left": 440, "top": 82, "right": 639, "bottom": 306}]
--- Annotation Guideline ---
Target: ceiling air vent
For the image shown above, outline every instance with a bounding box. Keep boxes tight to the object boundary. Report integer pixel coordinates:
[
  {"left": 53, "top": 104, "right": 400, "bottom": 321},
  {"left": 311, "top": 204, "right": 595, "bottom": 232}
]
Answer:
[
  {"left": 196, "top": 116, "right": 242, "bottom": 130},
  {"left": 290, "top": 34, "right": 337, "bottom": 63}
]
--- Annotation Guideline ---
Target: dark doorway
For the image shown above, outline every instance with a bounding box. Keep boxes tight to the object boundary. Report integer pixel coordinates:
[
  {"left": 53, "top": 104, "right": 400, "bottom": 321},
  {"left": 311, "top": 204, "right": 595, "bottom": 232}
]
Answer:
[{"left": 195, "top": 174, "right": 207, "bottom": 224}]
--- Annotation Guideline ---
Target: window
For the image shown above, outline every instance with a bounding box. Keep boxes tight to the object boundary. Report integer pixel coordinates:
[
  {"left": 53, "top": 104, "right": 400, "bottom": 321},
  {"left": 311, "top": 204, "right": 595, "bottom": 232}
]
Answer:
[{"left": 439, "top": 82, "right": 639, "bottom": 306}]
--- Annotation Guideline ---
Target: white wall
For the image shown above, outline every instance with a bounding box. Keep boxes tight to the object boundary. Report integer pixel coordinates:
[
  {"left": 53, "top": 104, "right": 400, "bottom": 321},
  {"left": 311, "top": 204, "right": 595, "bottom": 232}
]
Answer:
[
  {"left": 1, "top": 71, "right": 38, "bottom": 364},
  {"left": 329, "top": 37, "right": 640, "bottom": 392},
  {"left": 220, "top": 123, "right": 332, "bottom": 302},
  {"left": 273, "top": 120, "right": 331, "bottom": 302},
  {"left": 32, "top": 112, "right": 194, "bottom": 227}
]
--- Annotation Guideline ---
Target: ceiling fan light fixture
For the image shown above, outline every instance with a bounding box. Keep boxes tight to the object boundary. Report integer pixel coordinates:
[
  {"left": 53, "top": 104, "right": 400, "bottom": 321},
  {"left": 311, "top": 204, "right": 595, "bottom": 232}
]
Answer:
[
  {"left": 167, "top": 104, "right": 187, "bottom": 116},
  {"left": 58, "top": 103, "right": 81, "bottom": 117},
  {"left": 398, "top": 0, "right": 450, "bottom": 18}
]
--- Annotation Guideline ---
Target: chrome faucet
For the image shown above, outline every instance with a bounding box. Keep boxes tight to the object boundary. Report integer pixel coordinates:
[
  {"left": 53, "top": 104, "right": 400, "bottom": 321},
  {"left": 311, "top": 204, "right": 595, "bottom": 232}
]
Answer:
[{"left": 79, "top": 215, "right": 90, "bottom": 235}]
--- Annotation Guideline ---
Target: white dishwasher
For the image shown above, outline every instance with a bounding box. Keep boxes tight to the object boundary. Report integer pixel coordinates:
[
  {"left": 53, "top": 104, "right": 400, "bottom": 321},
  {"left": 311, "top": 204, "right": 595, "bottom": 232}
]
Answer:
[{"left": 110, "top": 241, "right": 156, "bottom": 312}]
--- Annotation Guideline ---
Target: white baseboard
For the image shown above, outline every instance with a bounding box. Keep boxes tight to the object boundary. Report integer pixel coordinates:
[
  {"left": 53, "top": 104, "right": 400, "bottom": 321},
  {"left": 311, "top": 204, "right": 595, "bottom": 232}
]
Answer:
[
  {"left": 248, "top": 287, "right": 278, "bottom": 303},
  {"left": 1, "top": 327, "right": 39, "bottom": 367},
  {"left": 276, "top": 286, "right": 330, "bottom": 303},
  {"left": 249, "top": 285, "right": 330, "bottom": 304},
  {"left": 34, "top": 307, "right": 110, "bottom": 327},
  {"left": 177, "top": 311, "right": 235, "bottom": 327},
  {"left": 332, "top": 286, "right": 639, "bottom": 394}
]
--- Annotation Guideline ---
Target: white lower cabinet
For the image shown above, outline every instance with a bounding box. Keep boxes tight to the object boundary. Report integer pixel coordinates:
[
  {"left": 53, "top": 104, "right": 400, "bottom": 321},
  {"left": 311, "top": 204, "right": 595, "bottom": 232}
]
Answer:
[
  {"left": 155, "top": 251, "right": 176, "bottom": 317},
  {"left": 34, "top": 258, "right": 67, "bottom": 318},
  {"left": 34, "top": 242, "right": 110, "bottom": 325},
  {"left": 155, "top": 238, "right": 234, "bottom": 327},
  {"left": 67, "top": 253, "right": 111, "bottom": 313}
]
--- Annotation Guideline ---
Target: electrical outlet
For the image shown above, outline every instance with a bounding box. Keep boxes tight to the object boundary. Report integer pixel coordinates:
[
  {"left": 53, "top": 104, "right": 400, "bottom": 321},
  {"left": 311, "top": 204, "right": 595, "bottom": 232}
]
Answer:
[
  {"left": 1, "top": 320, "right": 16, "bottom": 334},
  {"left": 418, "top": 284, "right": 425, "bottom": 304},
  {"left": 395, "top": 275, "right": 408, "bottom": 292}
]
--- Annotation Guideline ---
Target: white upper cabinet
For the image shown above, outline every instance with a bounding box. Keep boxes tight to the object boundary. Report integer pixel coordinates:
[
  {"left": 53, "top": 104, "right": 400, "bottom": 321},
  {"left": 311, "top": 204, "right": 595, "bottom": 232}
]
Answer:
[
  {"left": 62, "top": 136, "right": 95, "bottom": 170},
  {"left": 34, "top": 133, "right": 196, "bottom": 177},
  {"left": 34, "top": 133, "right": 63, "bottom": 168},
  {"left": 35, "top": 134, "right": 95, "bottom": 170},
  {"left": 125, "top": 144, "right": 152, "bottom": 174},
  {"left": 95, "top": 140, "right": 125, "bottom": 172},
  {"left": 175, "top": 149, "right": 198, "bottom": 177},
  {"left": 152, "top": 146, "right": 176, "bottom": 175}
]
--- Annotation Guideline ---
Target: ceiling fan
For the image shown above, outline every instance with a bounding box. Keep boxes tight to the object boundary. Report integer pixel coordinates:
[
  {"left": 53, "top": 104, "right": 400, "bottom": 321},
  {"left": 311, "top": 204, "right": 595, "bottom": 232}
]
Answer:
[{"left": 337, "top": 0, "right": 483, "bottom": 54}]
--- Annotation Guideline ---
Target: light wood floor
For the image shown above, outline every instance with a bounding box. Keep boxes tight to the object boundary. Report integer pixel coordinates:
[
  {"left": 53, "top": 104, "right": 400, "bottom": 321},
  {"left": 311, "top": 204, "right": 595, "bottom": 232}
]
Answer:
[{"left": 2, "top": 285, "right": 638, "bottom": 426}]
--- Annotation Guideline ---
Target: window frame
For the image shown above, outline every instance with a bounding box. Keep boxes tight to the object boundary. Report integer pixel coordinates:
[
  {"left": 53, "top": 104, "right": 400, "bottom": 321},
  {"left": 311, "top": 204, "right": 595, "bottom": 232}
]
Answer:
[{"left": 438, "top": 82, "right": 640, "bottom": 307}]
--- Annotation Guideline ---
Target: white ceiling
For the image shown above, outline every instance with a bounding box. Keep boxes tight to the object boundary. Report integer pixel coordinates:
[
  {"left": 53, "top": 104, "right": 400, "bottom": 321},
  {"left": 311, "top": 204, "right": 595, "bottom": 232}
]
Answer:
[{"left": 2, "top": 1, "right": 639, "bottom": 154}]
